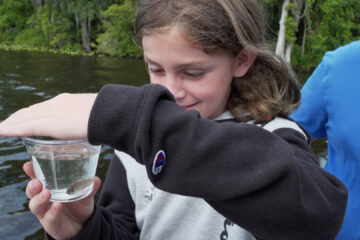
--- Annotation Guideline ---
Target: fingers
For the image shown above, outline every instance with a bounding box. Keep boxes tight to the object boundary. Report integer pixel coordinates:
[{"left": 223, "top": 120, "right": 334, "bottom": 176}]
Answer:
[
  {"left": 26, "top": 178, "right": 43, "bottom": 199},
  {"left": 0, "top": 107, "right": 41, "bottom": 136},
  {"left": 0, "top": 93, "right": 97, "bottom": 139},
  {"left": 28, "top": 188, "right": 52, "bottom": 219},
  {"left": 0, "top": 119, "right": 57, "bottom": 137},
  {"left": 26, "top": 181, "right": 65, "bottom": 233},
  {"left": 24, "top": 161, "right": 43, "bottom": 200},
  {"left": 0, "top": 94, "right": 97, "bottom": 139},
  {"left": 42, "top": 201, "right": 63, "bottom": 226},
  {"left": 23, "top": 161, "right": 36, "bottom": 179},
  {"left": 0, "top": 96, "right": 57, "bottom": 135},
  {"left": 92, "top": 176, "right": 102, "bottom": 194},
  {"left": 25, "top": 162, "right": 51, "bottom": 219},
  {"left": 0, "top": 95, "right": 58, "bottom": 137}
]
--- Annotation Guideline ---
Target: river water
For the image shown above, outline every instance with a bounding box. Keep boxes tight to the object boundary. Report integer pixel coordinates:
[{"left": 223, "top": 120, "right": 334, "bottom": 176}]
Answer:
[
  {"left": 0, "top": 49, "right": 148, "bottom": 239},
  {"left": 0, "top": 49, "right": 327, "bottom": 239}
]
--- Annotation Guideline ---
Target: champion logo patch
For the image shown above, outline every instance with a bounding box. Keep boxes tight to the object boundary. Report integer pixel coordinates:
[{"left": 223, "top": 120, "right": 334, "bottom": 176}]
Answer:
[{"left": 152, "top": 150, "right": 166, "bottom": 175}]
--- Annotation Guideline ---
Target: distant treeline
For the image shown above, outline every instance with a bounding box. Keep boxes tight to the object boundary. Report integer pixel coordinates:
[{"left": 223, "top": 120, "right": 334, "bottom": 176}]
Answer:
[
  {"left": 0, "top": 0, "right": 359, "bottom": 70},
  {"left": 0, "top": 0, "right": 141, "bottom": 57}
]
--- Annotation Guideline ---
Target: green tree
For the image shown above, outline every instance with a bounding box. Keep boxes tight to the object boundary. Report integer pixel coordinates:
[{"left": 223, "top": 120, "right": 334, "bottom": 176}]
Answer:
[
  {"left": 0, "top": 0, "right": 33, "bottom": 42},
  {"left": 1, "top": 0, "right": 358, "bottom": 62},
  {"left": 293, "top": 0, "right": 359, "bottom": 69},
  {"left": 96, "top": 0, "right": 141, "bottom": 57},
  {"left": 24, "top": 0, "right": 121, "bottom": 52},
  {"left": 264, "top": 0, "right": 359, "bottom": 70},
  {"left": 274, "top": 0, "right": 306, "bottom": 63},
  {"left": 64, "top": 0, "right": 123, "bottom": 52}
]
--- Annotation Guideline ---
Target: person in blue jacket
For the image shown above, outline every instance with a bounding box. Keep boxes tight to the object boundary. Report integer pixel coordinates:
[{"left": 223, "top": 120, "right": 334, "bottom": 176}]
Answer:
[{"left": 291, "top": 40, "right": 360, "bottom": 240}]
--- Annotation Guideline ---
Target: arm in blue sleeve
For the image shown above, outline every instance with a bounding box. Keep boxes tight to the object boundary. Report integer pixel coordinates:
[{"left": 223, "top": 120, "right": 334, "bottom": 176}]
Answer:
[{"left": 291, "top": 60, "right": 329, "bottom": 138}]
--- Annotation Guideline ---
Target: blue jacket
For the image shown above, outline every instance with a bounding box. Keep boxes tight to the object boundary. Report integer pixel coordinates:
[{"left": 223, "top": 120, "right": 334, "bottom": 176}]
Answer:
[{"left": 291, "top": 41, "right": 360, "bottom": 240}]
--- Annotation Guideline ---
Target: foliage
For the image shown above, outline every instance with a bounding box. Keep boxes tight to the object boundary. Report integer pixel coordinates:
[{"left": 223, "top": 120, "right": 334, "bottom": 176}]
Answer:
[
  {"left": 0, "top": 0, "right": 33, "bottom": 41},
  {"left": 284, "top": 2, "right": 299, "bottom": 44},
  {"left": 263, "top": 0, "right": 283, "bottom": 43},
  {"left": 0, "top": 0, "right": 126, "bottom": 54},
  {"left": 96, "top": 1, "right": 141, "bottom": 57},
  {"left": 14, "top": 28, "right": 46, "bottom": 46},
  {"left": 0, "top": 0, "right": 358, "bottom": 67},
  {"left": 37, "top": 4, "right": 75, "bottom": 48},
  {"left": 292, "top": 0, "right": 360, "bottom": 69},
  {"left": 264, "top": 0, "right": 359, "bottom": 70}
]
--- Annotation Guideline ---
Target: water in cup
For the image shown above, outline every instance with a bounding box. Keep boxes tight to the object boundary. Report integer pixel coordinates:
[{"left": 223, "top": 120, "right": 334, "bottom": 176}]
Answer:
[{"left": 23, "top": 137, "right": 101, "bottom": 202}]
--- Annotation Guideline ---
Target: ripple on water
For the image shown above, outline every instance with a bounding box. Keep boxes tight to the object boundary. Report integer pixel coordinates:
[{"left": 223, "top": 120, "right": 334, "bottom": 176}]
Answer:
[
  {"left": 0, "top": 144, "right": 24, "bottom": 151},
  {"left": 0, "top": 181, "right": 42, "bottom": 240},
  {"left": 0, "top": 137, "right": 24, "bottom": 150},
  {"left": 0, "top": 165, "right": 11, "bottom": 170},
  {"left": 15, "top": 85, "right": 36, "bottom": 91},
  {"left": 0, "top": 137, "right": 24, "bottom": 149},
  {"left": 0, "top": 137, "right": 21, "bottom": 145},
  {"left": 0, "top": 152, "right": 28, "bottom": 164},
  {"left": 0, "top": 212, "right": 41, "bottom": 240},
  {"left": 5, "top": 73, "right": 22, "bottom": 78},
  {"left": 34, "top": 92, "right": 46, "bottom": 96},
  {"left": 42, "top": 77, "right": 54, "bottom": 81},
  {"left": 6, "top": 79, "right": 20, "bottom": 85}
]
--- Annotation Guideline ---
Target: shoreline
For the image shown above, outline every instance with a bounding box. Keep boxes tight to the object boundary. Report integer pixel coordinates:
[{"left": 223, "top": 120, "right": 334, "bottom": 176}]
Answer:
[
  {"left": 0, "top": 43, "right": 144, "bottom": 60},
  {"left": 0, "top": 43, "right": 95, "bottom": 56}
]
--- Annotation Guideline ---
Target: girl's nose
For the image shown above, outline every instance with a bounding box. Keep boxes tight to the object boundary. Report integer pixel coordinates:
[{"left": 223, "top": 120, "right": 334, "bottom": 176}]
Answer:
[{"left": 164, "top": 75, "right": 186, "bottom": 100}]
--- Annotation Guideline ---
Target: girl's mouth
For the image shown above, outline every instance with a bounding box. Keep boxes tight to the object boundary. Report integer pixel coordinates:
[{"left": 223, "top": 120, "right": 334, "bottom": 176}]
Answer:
[{"left": 183, "top": 102, "right": 199, "bottom": 110}]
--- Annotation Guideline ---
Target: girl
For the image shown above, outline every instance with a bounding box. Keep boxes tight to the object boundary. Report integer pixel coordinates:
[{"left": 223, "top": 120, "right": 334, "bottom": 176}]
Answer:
[{"left": 0, "top": 0, "right": 347, "bottom": 239}]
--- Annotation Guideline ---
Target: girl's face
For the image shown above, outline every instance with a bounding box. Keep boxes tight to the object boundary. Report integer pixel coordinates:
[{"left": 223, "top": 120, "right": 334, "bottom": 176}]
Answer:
[{"left": 142, "top": 27, "right": 249, "bottom": 119}]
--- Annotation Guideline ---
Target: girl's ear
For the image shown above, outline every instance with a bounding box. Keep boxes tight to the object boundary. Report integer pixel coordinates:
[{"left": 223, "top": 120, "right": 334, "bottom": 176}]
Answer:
[{"left": 233, "top": 48, "right": 256, "bottom": 78}]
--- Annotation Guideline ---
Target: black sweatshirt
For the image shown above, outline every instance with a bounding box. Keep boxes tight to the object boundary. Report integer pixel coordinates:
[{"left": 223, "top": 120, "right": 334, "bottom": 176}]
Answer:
[{"left": 46, "top": 84, "right": 348, "bottom": 240}]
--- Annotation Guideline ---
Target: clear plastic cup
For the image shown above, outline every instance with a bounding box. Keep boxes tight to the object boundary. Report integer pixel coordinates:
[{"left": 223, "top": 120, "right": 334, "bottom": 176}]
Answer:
[{"left": 22, "top": 137, "right": 101, "bottom": 202}]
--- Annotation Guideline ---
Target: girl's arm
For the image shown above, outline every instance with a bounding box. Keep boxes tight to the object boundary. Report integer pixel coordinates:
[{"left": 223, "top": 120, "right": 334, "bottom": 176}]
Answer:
[{"left": 88, "top": 84, "right": 347, "bottom": 240}]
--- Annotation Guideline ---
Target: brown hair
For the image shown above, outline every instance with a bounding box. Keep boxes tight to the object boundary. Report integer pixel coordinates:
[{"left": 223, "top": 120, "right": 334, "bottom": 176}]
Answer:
[{"left": 135, "top": 0, "right": 300, "bottom": 122}]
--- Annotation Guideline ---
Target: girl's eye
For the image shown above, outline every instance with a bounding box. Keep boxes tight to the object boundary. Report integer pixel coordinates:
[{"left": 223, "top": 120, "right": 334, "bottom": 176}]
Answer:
[
  {"left": 149, "top": 68, "right": 164, "bottom": 74},
  {"left": 184, "top": 71, "right": 204, "bottom": 78}
]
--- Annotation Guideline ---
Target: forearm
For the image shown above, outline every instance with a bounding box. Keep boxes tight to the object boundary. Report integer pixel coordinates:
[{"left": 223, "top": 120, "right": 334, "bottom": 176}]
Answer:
[{"left": 207, "top": 129, "right": 347, "bottom": 239}]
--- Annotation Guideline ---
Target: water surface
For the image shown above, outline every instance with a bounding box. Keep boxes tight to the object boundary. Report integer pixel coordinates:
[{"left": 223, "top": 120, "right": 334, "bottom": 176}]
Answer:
[{"left": 0, "top": 49, "right": 148, "bottom": 239}]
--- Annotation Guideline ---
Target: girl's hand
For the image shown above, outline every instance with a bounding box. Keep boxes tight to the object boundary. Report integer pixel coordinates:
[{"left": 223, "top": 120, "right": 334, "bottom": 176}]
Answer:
[
  {"left": 0, "top": 93, "right": 97, "bottom": 139},
  {"left": 24, "top": 161, "right": 101, "bottom": 239}
]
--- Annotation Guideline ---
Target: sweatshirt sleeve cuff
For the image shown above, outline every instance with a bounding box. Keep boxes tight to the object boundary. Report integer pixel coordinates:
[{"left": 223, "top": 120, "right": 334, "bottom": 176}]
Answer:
[{"left": 87, "top": 84, "right": 141, "bottom": 148}]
